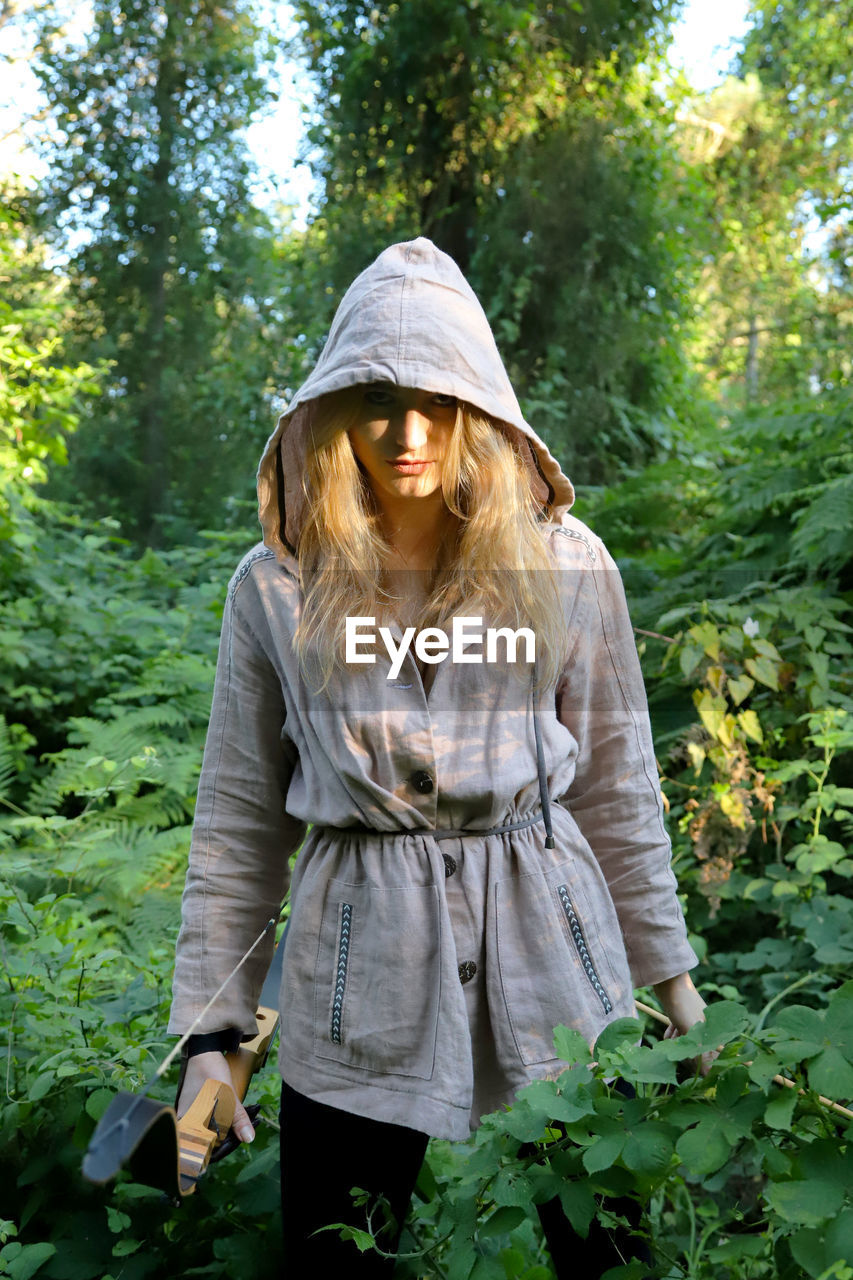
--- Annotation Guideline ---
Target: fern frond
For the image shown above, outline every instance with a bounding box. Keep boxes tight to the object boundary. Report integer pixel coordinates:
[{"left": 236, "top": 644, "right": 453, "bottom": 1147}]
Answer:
[
  {"left": 0, "top": 717, "right": 16, "bottom": 802},
  {"left": 791, "top": 473, "right": 853, "bottom": 570}
]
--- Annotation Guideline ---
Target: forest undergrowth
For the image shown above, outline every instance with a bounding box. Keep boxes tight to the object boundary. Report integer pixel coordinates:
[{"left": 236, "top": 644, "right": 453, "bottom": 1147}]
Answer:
[{"left": 2, "top": 390, "right": 852, "bottom": 1280}]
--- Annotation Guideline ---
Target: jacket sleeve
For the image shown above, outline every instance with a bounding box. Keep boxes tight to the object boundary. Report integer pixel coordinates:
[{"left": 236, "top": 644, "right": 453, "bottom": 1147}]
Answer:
[
  {"left": 167, "top": 577, "right": 307, "bottom": 1038},
  {"left": 555, "top": 533, "right": 699, "bottom": 987}
]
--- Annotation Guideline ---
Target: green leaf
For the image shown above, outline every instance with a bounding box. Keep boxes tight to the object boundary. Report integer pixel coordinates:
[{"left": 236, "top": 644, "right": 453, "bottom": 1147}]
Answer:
[
  {"left": 728, "top": 674, "right": 755, "bottom": 705},
  {"left": 807, "top": 1047, "right": 853, "bottom": 1100},
  {"left": 553, "top": 1025, "right": 593, "bottom": 1065},
  {"left": 85, "top": 1089, "right": 115, "bottom": 1121},
  {"left": 311, "top": 1224, "right": 376, "bottom": 1253},
  {"left": 600, "top": 1262, "right": 650, "bottom": 1280},
  {"left": 447, "top": 1238, "right": 477, "bottom": 1280},
  {"left": 706, "top": 1235, "right": 766, "bottom": 1262},
  {"left": 748, "top": 1051, "right": 786, "bottom": 1087},
  {"left": 680, "top": 1000, "right": 749, "bottom": 1052},
  {"left": 492, "top": 1167, "right": 535, "bottom": 1209},
  {"left": 765, "top": 1179, "right": 844, "bottom": 1226},
  {"left": 3, "top": 1243, "right": 57, "bottom": 1280},
  {"left": 106, "top": 1208, "right": 130, "bottom": 1234},
  {"left": 621, "top": 1122, "right": 675, "bottom": 1176},
  {"left": 738, "top": 708, "right": 763, "bottom": 742},
  {"left": 676, "top": 1123, "right": 732, "bottom": 1175},
  {"left": 501, "top": 1099, "right": 550, "bottom": 1144},
  {"left": 617, "top": 1040, "right": 679, "bottom": 1084},
  {"left": 558, "top": 1182, "right": 597, "bottom": 1236},
  {"left": 689, "top": 622, "right": 720, "bottom": 659},
  {"left": 582, "top": 1125, "right": 626, "bottom": 1174},
  {"left": 478, "top": 1205, "right": 527, "bottom": 1239},
  {"left": 789, "top": 1210, "right": 853, "bottom": 1278},
  {"left": 764, "top": 1088, "right": 797, "bottom": 1130},
  {"left": 794, "top": 838, "right": 848, "bottom": 874},
  {"left": 679, "top": 645, "right": 704, "bottom": 679},
  {"left": 745, "top": 655, "right": 780, "bottom": 690},
  {"left": 26, "top": 1074, "right": 54, "bottom": 1103},
  {"left": 694, "top": 689, "right": 727, "bottom": 739},
  {"left": 111, "top": 1240, "right": 141, "bottom": 1257},
  {"left": 470, "top": 1257, "right": 506, "bottom": 1280},
  {"left": 522, "top": 1078, "right": 595, "bottom": 1124},
  {"left": 715, "top": 1065, "right": 750, "bottom": 1109},
  {"left": 592, "top": 1018, "right": 644, "bottom": 1056},
  {"left": 753, "top": 638, "right": 782, "bottom": 663},
  {"left": 771, "top": 1005, "right": 827, "bottom": 1057}
]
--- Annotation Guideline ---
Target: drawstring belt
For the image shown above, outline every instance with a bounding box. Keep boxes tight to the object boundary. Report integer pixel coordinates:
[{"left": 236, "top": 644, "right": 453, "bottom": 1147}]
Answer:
[
  {"left": 319, "top": 811, "right": 546, "bottom": 840},
  {"left": 319, "top": 659, "right": 556, "bottom": 849}
]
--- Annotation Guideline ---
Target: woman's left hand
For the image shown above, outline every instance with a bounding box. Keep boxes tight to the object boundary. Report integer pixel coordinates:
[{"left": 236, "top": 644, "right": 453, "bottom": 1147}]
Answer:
[{"left": 652, "top": 972, "right": 717, "bottom": 1076}]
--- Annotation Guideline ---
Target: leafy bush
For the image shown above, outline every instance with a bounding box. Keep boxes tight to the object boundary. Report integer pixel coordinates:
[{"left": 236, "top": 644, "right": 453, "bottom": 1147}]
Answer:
[
  {"left": 2, "top": 395, "right": 851, "bottom": 1277},
  {"left": 388, "top": 1000, "right": 853, "bottom": 1280}
]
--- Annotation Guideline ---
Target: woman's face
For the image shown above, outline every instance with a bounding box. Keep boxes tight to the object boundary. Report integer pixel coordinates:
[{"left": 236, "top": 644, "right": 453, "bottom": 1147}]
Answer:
[{"left": 347, "top": 384, "right": 458, "bottom": 506}]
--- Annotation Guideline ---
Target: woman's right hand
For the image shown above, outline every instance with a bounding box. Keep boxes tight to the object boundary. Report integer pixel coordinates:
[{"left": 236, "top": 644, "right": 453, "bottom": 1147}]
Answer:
[{"left": 176, "top": 1050, "right": 256, "bottom": 1144}]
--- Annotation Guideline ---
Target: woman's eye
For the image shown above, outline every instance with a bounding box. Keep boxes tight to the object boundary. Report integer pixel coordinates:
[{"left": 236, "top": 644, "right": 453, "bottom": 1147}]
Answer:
[
  {"left": 364, "top": 387, "right": 395, "bottom": 406},
  {"left": 432, "top": 394, "right": 457, "bottom": 409}
]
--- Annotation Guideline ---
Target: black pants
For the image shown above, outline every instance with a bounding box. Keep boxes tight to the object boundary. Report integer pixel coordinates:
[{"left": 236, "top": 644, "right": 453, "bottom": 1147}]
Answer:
[{"left": 279, "top": 1082, "right": 652, "bottom": 1278}]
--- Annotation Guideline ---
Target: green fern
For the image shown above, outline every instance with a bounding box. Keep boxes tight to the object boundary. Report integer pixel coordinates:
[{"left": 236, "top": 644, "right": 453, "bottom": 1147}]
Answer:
[
  {"left": 0, "top": 716, "right": 16, "bottom": 803},
  {"left": 791, "top": 471, "right": 853, "bottom": 570}
]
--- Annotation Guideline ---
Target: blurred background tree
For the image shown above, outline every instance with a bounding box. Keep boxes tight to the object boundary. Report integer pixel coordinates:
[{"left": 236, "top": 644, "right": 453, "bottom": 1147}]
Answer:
[
  {"left": 21, "top": 0, "right": 293, "bottom": 542},
  {"left": 290, "top": 0, "right": 704, "bottom": 485},
  {"left": 1, "top": 0, "right": 848, "bottom": 542}
]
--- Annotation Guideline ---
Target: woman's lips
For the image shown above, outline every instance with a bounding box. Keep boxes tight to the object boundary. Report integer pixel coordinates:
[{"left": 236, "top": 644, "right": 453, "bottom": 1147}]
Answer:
[{"left": 388, "top": 459, "right": 431, "bottom": 473}]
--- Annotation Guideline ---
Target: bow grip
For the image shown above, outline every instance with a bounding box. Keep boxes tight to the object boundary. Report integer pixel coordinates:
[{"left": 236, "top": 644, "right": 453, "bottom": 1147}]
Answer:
[{"left": 177, "top": 1077, "right": 237, "bottom": 1189}]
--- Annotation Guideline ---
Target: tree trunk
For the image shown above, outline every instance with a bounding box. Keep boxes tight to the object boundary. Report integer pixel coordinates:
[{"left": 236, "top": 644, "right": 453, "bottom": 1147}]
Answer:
[
  {"left": 140, "top": 7, "right": 179, "bottom": 545},
  {"left": 745, "top": 309, "right": 759, "bottom": 405}
]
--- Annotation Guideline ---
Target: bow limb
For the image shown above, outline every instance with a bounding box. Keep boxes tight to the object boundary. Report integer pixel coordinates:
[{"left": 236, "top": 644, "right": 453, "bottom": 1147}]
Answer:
[{"left": 83, "top": 921, "right": 285, "bottom": 1199}]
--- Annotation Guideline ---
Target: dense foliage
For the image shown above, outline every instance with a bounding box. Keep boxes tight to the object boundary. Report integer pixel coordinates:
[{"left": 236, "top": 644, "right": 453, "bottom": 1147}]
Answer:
[
  {"left": 1, "top": 494, "right": 851, "bottom": 1278},
  {"left": 1, "top": 0, "right": 851, "bottom": 1276},
  {"left": 24, "top": 0, "right": 292, "bottom": 543}
]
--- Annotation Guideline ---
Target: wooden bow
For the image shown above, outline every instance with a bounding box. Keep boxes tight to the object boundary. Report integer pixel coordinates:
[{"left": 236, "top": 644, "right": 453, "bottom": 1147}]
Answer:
[{"left": 83, "top": 920, "right": 284, "bottom": 1198}]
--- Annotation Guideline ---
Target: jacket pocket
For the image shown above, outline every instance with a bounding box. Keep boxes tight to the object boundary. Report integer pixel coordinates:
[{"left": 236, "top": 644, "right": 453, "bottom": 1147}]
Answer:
[
  {"left": 311, "top": 879, "right": 441, "bottom": 1080},
  {"left": 495, "top": 860, "right": 625, "bottom": 1067}
]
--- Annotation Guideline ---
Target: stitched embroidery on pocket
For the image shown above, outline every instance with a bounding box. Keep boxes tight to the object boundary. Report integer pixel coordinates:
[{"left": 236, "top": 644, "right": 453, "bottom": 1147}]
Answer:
[
  {"left": 330, "top": 903, "right": 353, "bottom": 1044},
  {"left": 556, "top": 884, "right": 613, "bottom": 1014}
]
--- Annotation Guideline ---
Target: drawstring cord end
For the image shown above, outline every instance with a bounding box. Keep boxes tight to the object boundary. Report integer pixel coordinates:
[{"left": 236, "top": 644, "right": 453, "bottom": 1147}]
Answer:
[{"left": 532, "top": 660, "right": 556, "bottom": 852}]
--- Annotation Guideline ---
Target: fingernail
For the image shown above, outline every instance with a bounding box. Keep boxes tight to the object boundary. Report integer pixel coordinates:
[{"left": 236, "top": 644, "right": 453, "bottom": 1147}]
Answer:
[{"left": 238, "top": 1126, "right": 255, "bottom": 1143}]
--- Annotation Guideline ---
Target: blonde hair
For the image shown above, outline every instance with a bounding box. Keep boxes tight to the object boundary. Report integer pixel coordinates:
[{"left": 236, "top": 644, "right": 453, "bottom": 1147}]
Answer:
[{"left": 293, "top": 389, "right": 568, "bottom": 693}]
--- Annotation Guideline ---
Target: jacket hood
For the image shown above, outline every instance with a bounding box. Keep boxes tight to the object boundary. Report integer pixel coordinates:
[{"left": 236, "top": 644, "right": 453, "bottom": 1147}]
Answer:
[{"left": 257, "top": 237, "right": 575, "bottom": 559}]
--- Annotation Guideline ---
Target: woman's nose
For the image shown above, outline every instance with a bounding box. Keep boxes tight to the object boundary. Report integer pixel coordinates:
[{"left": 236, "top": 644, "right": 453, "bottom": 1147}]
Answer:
[{"left": 397, "top": 408, "right": 431, "bottom": 448}]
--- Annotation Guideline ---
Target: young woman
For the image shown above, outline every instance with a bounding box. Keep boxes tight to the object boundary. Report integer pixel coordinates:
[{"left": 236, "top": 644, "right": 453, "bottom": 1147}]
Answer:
[{"left": 170, "top": 237, "right": 706, "bottom": 1276}]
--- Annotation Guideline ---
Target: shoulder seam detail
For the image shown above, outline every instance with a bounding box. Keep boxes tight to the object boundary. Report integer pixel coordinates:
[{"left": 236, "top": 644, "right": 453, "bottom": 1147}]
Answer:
[
  {"left": 554, "top": 526, "right": 597, "bottom": 564},
  {"left": 228, "top": 547, "right": 277, "bottom": 600}
]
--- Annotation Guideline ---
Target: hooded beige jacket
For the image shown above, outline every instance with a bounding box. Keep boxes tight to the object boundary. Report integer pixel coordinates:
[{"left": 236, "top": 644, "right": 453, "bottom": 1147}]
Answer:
[{"left": 168, "top": 238, "right": 698, "bottom": 1140}]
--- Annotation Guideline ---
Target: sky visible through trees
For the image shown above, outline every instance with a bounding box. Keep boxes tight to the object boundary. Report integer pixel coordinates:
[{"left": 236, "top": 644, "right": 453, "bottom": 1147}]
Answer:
[{"left": 1, "top": 0, "right": 752, "bottom": 225}]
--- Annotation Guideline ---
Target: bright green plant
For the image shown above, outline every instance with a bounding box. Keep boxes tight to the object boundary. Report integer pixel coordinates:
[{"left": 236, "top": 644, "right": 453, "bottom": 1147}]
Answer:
[
  {"left": 1, "top": 504, "right": 286, "bottom": 1279},
  {"left": 0, "top": 203, "right": 104, "bottom": 543},
  {"left": 317, "top": 999, "right": 853, "bottom": 1280}
]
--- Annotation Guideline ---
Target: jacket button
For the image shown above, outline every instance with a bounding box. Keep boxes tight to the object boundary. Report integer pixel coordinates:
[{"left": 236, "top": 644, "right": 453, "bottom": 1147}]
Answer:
[
  {"left": 442, "top": 854, "right": 457, "bottom": 878},
  {"left": 458, "top": 961, "right": 477, "bottom": 984},
  {"left": 410, "top": 770, "right": 434, "bottom": 794}
]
